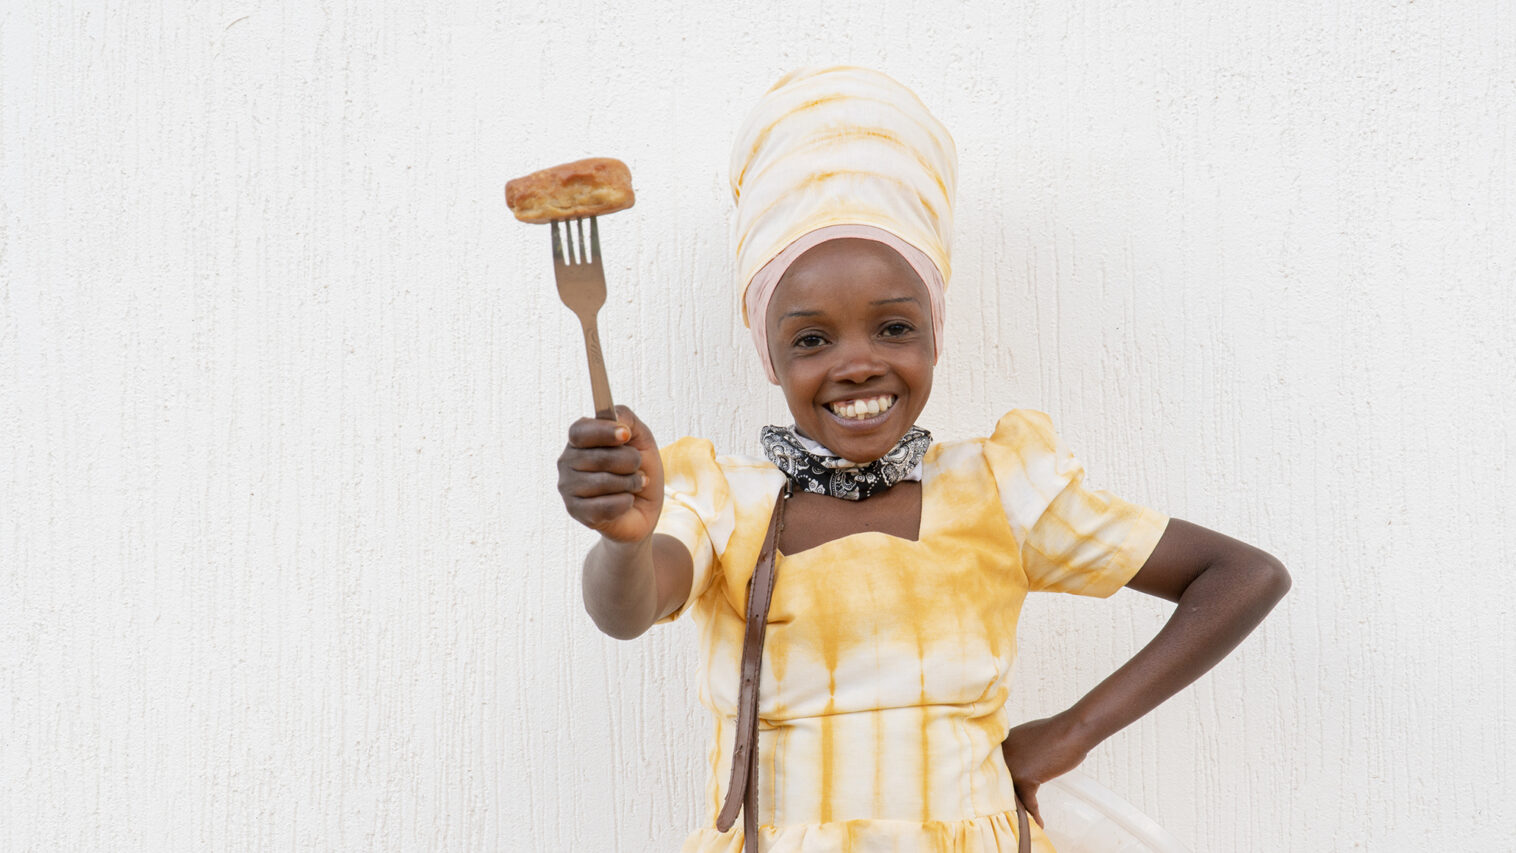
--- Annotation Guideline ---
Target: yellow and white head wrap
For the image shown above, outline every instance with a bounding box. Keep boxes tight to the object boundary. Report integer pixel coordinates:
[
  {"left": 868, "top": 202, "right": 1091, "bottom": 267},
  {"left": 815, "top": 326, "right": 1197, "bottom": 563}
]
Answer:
[{"left": 731, "top": 66, "right": 958, "bottom": 383}]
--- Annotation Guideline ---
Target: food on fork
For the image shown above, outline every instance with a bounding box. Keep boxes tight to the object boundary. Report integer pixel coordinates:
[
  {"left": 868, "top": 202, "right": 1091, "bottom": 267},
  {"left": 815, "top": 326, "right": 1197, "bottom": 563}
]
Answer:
[{"left": 505, "top": 157, "right": 635, "bottom": 223}]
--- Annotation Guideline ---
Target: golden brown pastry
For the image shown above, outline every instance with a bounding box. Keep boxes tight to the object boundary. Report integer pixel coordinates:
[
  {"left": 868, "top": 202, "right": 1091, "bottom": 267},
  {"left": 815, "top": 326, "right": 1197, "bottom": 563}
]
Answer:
[{"left": 505, "top": 157, "right": 635, "bottom": 223}]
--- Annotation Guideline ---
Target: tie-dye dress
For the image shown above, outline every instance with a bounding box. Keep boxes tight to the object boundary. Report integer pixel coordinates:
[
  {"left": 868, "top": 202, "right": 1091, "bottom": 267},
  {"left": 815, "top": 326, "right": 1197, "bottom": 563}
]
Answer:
[{"left": 654, "top": 410, "right": 1169, "bottom": 853}]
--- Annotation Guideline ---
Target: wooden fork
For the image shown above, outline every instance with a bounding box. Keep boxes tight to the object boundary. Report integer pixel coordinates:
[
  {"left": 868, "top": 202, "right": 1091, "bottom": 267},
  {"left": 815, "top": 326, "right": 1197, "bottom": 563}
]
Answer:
[{"left": 551, "top": 217, "right": 615, "bottom": 420}]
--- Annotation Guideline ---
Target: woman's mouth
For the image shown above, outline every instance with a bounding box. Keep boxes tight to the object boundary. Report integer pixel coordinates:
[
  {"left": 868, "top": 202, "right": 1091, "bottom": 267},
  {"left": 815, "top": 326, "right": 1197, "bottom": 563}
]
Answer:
[{"left": 826, "top": 394, "right": 897, "bottom": 421}]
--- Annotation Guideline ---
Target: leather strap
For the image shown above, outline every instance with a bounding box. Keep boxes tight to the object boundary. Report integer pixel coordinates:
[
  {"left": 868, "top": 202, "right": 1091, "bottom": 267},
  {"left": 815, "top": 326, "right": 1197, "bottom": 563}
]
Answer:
[
  {"left": 712, "top": 482, "right": 1034, "bottom": 853},
  {"left": 715, "top": 485, "right": 789, "bottom": 850},
  {"left": 1015, "top": 793, "right": 1031, "bottom": 853}
]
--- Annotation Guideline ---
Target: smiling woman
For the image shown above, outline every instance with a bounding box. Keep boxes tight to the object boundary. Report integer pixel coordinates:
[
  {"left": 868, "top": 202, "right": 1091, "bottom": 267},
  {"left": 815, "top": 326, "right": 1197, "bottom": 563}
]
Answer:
[
  {"left": 556, "top": 65, "right": 1289, "bottom": 853},
  {"left": 765, "top": 238, "right": 935, "bottom": 466}
]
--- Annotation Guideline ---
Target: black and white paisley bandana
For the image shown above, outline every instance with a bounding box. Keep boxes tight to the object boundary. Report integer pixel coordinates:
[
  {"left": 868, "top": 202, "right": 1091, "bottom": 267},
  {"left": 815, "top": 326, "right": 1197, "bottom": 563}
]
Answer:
[{"left": 759, "top": 425, "right": 932, "bottom": 501}]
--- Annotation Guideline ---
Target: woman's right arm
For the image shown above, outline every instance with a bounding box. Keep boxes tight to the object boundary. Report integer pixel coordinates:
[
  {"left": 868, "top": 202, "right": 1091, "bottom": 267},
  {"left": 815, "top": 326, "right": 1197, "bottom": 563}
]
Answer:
[{"left": 558, "top": 406, "right": 694, "bottom": 639}]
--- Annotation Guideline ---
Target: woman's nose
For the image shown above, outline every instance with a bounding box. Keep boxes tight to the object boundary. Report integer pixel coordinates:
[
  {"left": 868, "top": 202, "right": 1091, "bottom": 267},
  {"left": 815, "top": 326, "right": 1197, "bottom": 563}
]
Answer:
[{"left": 828, "top": 339, "right": 888, "bottom": 383}]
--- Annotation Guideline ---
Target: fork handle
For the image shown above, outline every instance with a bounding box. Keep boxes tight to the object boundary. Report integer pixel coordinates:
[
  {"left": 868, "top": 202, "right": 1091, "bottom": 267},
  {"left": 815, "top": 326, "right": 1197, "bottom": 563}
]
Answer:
[{"left": 579, "top": 317, "right": 616, "bottom": 420}]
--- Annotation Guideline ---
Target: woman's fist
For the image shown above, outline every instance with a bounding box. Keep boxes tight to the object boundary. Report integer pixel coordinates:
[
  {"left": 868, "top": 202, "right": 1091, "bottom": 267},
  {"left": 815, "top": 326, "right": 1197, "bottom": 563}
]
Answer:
[
  {"left": 557, "top": 405, "right": 663, "bottom": 543},
  {"left": 1001, "top": 714, "right": 1092, "bottom": 830}
]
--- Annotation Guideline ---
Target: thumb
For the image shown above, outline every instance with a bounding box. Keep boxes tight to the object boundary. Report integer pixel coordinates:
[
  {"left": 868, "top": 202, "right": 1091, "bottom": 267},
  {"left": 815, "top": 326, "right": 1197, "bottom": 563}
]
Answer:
[
  {"left": 1024, "top": 789, "right": 1043, "bottom": 829},
  {"left": 614, "top": 405, "right": 658, "bottom": 452},
  {"left": 1015, "top": 781, "right": 1044, "bottom": 830}
]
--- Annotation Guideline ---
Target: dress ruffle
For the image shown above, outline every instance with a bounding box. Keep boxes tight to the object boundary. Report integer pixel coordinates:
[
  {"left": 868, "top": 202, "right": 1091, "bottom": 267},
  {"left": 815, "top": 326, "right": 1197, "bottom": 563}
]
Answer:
[{"left": 679, "top": 808, "right": 1053, "bottom": 853}]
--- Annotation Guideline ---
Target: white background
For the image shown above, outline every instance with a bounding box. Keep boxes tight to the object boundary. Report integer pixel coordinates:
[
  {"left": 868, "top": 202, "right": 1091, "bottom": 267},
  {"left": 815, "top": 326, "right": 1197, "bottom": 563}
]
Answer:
[{"left": 3, "top": 1, "right": 1512, "bottom": 850}]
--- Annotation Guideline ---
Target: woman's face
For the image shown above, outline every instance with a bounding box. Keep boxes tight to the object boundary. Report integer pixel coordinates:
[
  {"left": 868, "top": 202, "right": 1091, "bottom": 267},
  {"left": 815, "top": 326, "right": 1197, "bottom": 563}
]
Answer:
[{"left": 765, "top": 238, "right": 935, "bottom": 463}]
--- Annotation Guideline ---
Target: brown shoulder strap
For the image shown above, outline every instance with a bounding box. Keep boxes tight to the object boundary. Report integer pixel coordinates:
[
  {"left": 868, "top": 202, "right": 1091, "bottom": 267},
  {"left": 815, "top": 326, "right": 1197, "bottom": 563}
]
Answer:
[
  {"left": 1015, "top": 794, "right": 1032, "bottom": 853},
  {"left": 714, "top": 485, "right": 788, "bottom": 850}
]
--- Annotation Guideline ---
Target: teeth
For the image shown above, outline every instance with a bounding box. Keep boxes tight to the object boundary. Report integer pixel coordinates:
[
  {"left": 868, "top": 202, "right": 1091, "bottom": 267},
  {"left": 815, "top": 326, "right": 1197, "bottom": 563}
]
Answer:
[{"left": 828, "top": 395, "right": 896, "bottom": 420}]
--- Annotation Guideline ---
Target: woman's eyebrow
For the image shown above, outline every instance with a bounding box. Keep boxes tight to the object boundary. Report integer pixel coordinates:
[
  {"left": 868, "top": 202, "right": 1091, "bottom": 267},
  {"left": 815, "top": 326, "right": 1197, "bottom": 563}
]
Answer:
[
  {"left": 872, "top": 296, "right": 919, "bottom": 305},
  {"left": 781, "top": 309, "right": 823, "bottom": 320}
]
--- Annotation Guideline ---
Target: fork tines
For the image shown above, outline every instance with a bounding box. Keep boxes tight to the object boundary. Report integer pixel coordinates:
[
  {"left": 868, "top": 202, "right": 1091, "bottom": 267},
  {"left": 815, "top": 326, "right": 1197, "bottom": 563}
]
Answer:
[{"left": 550, "top": 216, "right": 600, "bottom": 266}]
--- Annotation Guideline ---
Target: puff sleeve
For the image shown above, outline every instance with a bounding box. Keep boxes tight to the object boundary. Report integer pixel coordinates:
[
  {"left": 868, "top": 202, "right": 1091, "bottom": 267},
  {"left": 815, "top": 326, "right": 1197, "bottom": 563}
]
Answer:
[
  {"left": 652, "top": 437, "right": 737, "bottom": 623},
  {"left": 983, "top": 410, "right": 1169, "bottom": 597}
]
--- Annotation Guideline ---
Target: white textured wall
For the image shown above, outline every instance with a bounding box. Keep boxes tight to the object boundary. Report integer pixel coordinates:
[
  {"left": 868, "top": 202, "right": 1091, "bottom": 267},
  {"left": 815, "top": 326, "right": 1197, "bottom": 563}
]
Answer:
[{"left": 3, "top": 1, "right": 1512, "bottom": 850}]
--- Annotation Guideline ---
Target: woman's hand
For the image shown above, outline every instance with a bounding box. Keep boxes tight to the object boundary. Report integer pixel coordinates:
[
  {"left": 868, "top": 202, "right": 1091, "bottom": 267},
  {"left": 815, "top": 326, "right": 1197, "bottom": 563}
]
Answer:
[
  {"left": 563, "top": 406, "right": 693, "bottom": 640},
  {"left": 1001, "top": 714, "right": 1091, "bottom": 829},
  {"left": 557, "top": 405, "right": 663, "bottom": 543}
]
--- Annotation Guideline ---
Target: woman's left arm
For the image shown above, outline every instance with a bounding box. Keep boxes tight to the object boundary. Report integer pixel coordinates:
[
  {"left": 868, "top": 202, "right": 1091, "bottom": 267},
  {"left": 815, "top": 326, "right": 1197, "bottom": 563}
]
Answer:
[{"left": 1002, "top": 518, "right": 1291, "bottom": 826}]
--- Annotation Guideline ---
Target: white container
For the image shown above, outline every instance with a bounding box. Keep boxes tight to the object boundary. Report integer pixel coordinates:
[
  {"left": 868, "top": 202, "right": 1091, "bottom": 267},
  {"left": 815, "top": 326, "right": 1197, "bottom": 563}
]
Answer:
[{"left": 1038, "top": 771, "right": 1190, "bottom": 853}]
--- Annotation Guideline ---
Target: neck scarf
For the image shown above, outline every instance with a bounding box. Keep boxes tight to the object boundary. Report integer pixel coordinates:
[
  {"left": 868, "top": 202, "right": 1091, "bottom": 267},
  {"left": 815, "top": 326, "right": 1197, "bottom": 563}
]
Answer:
[{"left": 760, "top": 425, "right": 932, "bottom": 501}]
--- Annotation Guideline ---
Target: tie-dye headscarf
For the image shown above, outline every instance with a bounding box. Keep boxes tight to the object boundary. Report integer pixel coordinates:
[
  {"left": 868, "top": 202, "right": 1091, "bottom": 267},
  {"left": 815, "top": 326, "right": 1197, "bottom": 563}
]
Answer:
[{"left": 731, "top": 66, "right": 958, "bottom": 383}]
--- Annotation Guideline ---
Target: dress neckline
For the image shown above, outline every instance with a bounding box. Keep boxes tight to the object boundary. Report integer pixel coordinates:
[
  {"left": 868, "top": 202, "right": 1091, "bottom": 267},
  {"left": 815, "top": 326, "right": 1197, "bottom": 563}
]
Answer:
[{"left": 775, "top": 445, "right": 940, "bottom": 559}]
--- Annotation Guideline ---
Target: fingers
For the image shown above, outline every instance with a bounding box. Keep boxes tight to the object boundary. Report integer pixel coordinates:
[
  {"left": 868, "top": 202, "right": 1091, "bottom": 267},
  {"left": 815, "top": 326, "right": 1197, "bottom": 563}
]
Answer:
[
  {"left": 567, "top": 493, "right": 637, "bottom": 530},
  {"left": 558, "top": 443, "right": 646, "bottom": 502},
  {"left": 567, "top": 415, "right": 631, "bottom": 449},
  {"left": 561, "top": 442, "right": 643, "bottom": 475},
  {"left": 611, "top": 404, "right": 660, "bottom": 453},
  {"left": 1016, "top": 783, "right": 1044, "bottom": 829},
  {"left": 557, "top": 405, "right": 663, "bottom": 538},
  {"left": 563, "top": 413, "right": 642, "bottom": 478},
  {"left": 567, "top": 405, "right": 658, "bottom": 452},
  {"left": 561, "top": 469, "right": 649, "bottom": 498}
]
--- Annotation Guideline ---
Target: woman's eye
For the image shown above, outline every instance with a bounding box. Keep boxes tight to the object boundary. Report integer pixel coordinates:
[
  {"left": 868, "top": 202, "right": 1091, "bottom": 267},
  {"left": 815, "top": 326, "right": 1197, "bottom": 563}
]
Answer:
[
  {"left": 881, "top": 322, "right": 914, "bottom": 337},
  {"left": 794, "top": 333, "right": 827, "bottom": 348}
]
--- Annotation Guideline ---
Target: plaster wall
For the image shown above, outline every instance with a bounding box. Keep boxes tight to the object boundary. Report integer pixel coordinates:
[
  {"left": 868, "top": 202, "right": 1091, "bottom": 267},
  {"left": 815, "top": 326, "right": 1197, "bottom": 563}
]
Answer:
[{"left": 3, "top": 1, "right": 1512, "bottom": 849}]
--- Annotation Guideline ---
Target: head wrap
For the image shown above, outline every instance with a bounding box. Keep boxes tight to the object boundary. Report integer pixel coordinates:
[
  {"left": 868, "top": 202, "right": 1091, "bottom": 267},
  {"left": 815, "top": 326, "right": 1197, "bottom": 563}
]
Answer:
[{"left": 730, "top": 66, "right": 958, "bottom": 383}]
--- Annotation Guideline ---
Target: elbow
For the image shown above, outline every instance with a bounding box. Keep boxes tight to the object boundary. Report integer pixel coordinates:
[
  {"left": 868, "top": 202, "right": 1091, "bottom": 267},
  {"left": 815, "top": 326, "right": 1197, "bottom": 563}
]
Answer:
[
  {"left": 580, "top": 545, "right": 659, "bottom": 641},
  {"left": 596, "top": 618, "right": 653, "bottom": 642},
  {"left": 1251, "top": 550, "right": 1292, "bottom": 607},
  {"left": 581, "top": 587, "right": 656, "bottom": 641}
]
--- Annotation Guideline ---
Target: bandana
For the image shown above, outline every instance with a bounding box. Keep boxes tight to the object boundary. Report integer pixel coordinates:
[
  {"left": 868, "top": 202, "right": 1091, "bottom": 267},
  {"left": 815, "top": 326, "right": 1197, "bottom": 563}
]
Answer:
[
  {"left": 730, "top": 66, "right": 958, "bottom": 384},
  {"left": 760, "top": 425, "right": 932, "bottom": 501}
]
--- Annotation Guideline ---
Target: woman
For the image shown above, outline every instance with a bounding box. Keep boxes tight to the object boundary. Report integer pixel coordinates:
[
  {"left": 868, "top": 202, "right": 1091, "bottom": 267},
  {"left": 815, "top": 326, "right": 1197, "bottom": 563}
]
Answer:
[{"left": 558, "top": 66, "right": 1290, "bottom": 852}]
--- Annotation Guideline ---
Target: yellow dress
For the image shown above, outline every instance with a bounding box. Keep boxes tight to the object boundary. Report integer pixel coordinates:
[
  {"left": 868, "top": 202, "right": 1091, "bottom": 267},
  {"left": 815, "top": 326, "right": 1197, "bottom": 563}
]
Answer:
[{"left": 654, "top": 410, "right": 1169, "bottom": 853}]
